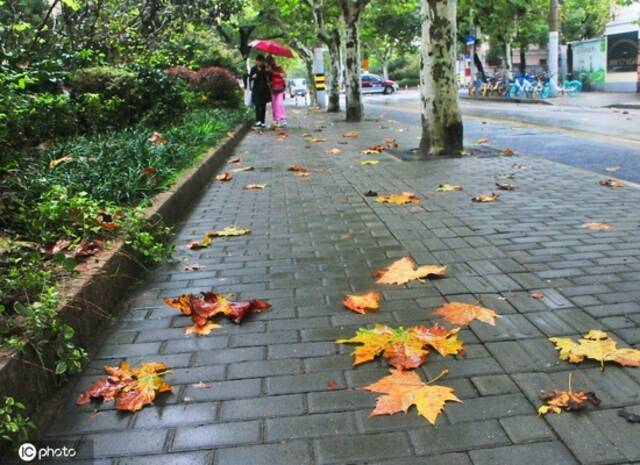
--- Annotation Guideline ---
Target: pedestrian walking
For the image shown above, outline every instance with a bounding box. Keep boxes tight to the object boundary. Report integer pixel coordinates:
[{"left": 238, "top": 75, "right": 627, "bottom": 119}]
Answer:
[
  {"left": 266, "top": 55, "right": 287, "bottom": 128},
  {"left": 249, "top": 54, "right": 271, "bottom": 128}
]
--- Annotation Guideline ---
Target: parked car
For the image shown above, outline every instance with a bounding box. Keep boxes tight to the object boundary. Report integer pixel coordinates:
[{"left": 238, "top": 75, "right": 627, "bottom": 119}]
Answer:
[
  {"left": 288, "top": 78, "right": 307, "bottom": 98},
  {"left": 361, "top": 73, "right": 399, "bottom": 94}
]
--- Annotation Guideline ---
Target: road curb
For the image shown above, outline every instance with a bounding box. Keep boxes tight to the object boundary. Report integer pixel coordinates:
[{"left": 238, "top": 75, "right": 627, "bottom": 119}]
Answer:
[
  {"left": 0, "top": 119, "right": 252, "bottom": 434},
  {"left": 460, "top": 95, "right": 552, "bottom": 105},
  {"left": 603, "top": 103, "right": 640, "bottom": 110}
]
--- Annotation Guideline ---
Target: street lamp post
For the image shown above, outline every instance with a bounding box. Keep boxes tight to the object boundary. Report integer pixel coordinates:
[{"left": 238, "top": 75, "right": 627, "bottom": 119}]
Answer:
[{"left": 548, "top": 0, "right": 560, "bottom": 95}]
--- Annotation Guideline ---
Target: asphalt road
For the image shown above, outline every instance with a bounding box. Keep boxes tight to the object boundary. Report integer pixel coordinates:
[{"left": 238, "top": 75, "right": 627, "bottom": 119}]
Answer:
[{"left": 362, "top": 91, "right": 640, "bottom": 184}]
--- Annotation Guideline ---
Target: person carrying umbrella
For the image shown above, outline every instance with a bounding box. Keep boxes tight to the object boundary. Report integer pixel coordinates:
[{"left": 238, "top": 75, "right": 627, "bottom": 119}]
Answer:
[
  {"left": 249, "top": 54, "right": 271, "bottom": 128},
  {"left": 266, "top": 55, "right": 288, "bottom": 128}
]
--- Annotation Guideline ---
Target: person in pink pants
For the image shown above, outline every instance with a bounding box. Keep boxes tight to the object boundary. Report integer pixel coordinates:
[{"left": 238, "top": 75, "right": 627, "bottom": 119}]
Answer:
[{"left": 266, "top": 55, "right": 287, "bottom": 128}]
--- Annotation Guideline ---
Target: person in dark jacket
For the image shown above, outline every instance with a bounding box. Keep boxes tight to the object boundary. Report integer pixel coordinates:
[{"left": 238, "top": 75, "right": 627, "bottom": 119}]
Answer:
[{"left": 249, "top": 54, "right": 271, "bottom": 128}]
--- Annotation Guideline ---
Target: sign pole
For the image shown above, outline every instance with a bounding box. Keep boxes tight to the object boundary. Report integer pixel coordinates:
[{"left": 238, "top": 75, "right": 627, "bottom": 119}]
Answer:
[{"left": 313, "top": 47, "right": 327, "bottom": 108}]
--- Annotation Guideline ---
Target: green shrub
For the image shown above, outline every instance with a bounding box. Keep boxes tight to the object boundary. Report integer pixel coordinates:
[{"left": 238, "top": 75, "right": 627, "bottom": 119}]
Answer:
[
  {"left": 0, "top": 397, "right": 34, "bottom": 444},
  {"left": 128, "top": 64, "right": 188, "bottom": 125},
  {"left": 189, "top": 67, "right": 241, "bottom": 108},
  {"left": 70, "top": 66, "right": 138, "bottom": 101}
]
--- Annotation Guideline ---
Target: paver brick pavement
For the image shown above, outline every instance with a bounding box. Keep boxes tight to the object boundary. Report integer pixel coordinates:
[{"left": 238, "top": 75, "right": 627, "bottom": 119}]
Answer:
[{"left": 31, "top": 108, "right": 640, "bottom": 464}]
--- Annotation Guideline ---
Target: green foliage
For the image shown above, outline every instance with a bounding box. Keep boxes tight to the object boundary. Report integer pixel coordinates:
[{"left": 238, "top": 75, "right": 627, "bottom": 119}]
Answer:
[
  {"left": 0, "top": 397, "right": 34, "bottom": 444},
  {"left": 561, "top": 0, "right": 611, "bottom": 42}
]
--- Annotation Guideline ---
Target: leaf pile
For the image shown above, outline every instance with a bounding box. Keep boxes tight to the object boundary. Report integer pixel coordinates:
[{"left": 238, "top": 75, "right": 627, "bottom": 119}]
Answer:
[
  {"left": 337, "top": 323, "right": 463, "bottom": 369},
  {"left": 76, "top": 362, "right": 173, "bottom": 412},
  {"left": 164, "top": 292, "right": 271, "bottom": 335}
]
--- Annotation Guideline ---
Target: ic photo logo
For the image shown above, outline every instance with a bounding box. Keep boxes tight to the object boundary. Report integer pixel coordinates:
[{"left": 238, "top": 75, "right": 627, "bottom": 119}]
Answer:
[{"left": 17, "top": 442, "right": 78, "bottom": 463}]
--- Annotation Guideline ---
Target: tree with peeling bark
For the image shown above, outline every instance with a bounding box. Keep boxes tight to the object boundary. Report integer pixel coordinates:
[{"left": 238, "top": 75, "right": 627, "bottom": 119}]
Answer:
[
  {"left": 337, "top": 0, "right": 371, "bottom": 122},
  {"left": 419, "top": 0, "right": 463, "bottom": 157}
]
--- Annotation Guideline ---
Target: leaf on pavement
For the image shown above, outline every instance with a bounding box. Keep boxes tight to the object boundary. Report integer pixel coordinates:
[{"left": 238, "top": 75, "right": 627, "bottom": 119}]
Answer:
[
  {"left": 384, "top": 138, "right": 399, "bottom": 149},
  {"left": 227, "top": 157, "right": 242, "bottom": 164},
  {"left": 549, "top": 329, "right": 640, "bottom": 369},
  {"left": 343, "top": 291, "right": 381, "bottom": 314},
  {"left": 495, "top": 183, "right": 515, "bottom": 191},
  {"left": 433, "top": 302, "right": 501, "bottom": 326},
  {"left": 361, "top": 369, "right": 461, "bottom": 425},
  {"left": 209, "top": 226, "right": 250, "bottom": 237},
  {"left": 436, "top": 184, "right": 463, "bottom": 192},
  {"left": 298, "top": 171, "right": 311, "bottom": 177},
  {"left": 275, "top": 129, "right": 288, "bottom": 141},
  {"left": 496, "top": 173, "right": 514, "bottom": 180},
  {"left": 244, "top": 184, "right": 268, "bottom": 190},
  {"left": 375, "top": 256, "right": 446, "bottom": 285},
  {"left": 361, "top": 160, "right": 379, "bottom": 165},
  {"left": 511, "top": 163, "right": 527, "bottom": 169},
  {"left": 599, "top": 179, "right": 624, "bottom": 188},
  {"left": 149, "top": 131, "right": 167, "bottom": 145},
  {"left": 187, "top": 233, "right": 213, "bottom": 250},
  {"left": 183, "top": 263, "right": 206, "bottom": 271},
  {"left": 503, "top": 148, "right": 514, "bottom": 156},
  {"left": 538, "top": 373, "right": 600, "bottom": 415},
  {"left": 475, "top": 138, "right": 489, "bottom": 144},
  {"left": 163, "top": 292, "right": 271, "bottom": 335},
  {"left": 288, "top": 164, "right": 309, "bottom": 173},
  {"left": 216, "top": 173, "right": 233, "bottom": 181},
  {"left": 305, "top": 136, "right": 326, "bottom": 143},
  {"left": 230, "top": 166, "right": 254, "bottom": 173},
  {"left": 362, "top": 145, "right": 385, "bottom": 155},
  {"left": 582, "top": 222, "right": 613, "bottom": 231},
  {"left": 530, "top": 290, "right": 545, "bottom": 299},
  {"left": 76, "top": 362, "right": 172, "bottom": 412},
  {"left": 337, "top": 323, "right": 463, "bottom": 369},
  {"left": 472, "top": 193, "right": 499, "bottom": 203},
  {"left": 49, "top": 156, "right": 73, "bottom": 169},
  {"left": 604, "top": 166, "right": 620, "bottom": 173},
  {"left": 342, "top": 130, "right": 360, "bottom": 137},
  {"left": 375, "top": 192, "right": 420, "bottom": 205},
  {"left": 325, "top": 148, "right": 341, "bottom": 155}
]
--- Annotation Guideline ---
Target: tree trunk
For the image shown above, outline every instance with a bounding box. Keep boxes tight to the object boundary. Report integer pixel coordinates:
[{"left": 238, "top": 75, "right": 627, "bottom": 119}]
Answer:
[
  {"left": 339, "top": 1, "right": 364, "bottom": 122},
  {"left": 327, "top": 34, "right": 341, "bottom": 112},
  {"left": 504, "top": 39, "right": 513, "bottom": 80},
  {"left": 305, "top": 59, "right": 318, "bottom": 106},
  {"left": 419, "top": 0, "right": 463, "bottom": 157},
  {"left": 519, "top": 47, "right": 526, "bottom": 74}
]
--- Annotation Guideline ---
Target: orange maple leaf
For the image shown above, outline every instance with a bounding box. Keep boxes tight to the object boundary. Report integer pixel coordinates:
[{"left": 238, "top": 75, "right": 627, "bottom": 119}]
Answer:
[
  {"left": 374, "top": 256, "right": 446, "bottom": 285},
  {"left": 343, "top": 291, "right": 381, "bottom": 314},
  {"left": 433, "top": 302, "right": 501, "bottom": 326},
  {"left": 216, "top": 173, "right": 233, "bottom": 181},
  {"left": 362, "top": 369, "right": 461, "bottom": 425}
]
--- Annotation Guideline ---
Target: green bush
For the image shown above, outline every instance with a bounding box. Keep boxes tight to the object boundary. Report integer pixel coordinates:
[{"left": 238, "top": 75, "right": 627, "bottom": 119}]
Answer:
[
  {"left": 0, "top": 397, "right": 34, "bottom": 444},
  {"left": 70, "top": 66, "right": 138, "bottom": 101}
]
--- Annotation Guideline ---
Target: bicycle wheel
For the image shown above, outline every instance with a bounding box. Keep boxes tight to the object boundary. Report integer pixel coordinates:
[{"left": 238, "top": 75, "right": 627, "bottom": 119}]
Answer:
[{"left": 567, "top": 81, "right": 582, "bottom": 97}]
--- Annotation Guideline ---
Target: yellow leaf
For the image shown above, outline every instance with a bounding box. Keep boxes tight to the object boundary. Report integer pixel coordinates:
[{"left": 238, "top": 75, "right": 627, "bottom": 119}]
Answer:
[
  {"left": 375, "top": 192, "right": 420, "bottom": 205},
  {"left": 433, "top": 302, "right": 501, "bottom": 326},
  {"left": 49, "top": 156, "right": 72, "bottom": 169},
  {"left": 374, "top": 256, "right": 446, "bottom": 285},
  {"left": 436, "top": 184, "right": 463, "bottom": 192},
  {"left": 209, "top": 226, "right": 250, "bottom": 237},
  {"left": 599, "top": 178, "right": 624, "bottom": 188},
  {"left": 362, "top": 369, "right": 462, "bottom": 425},
  {"left": 475, "top": 138, "right": 489, "bottom": 144},
  {"left": 342, "top": 130, "right": 360, "bottom": 137},
  {"left": 472, "top": 193, "right": 499, "bottom": 203},
  {"left": 244, "top": 184, "right": 268, "bottom": 190},
  {"left": 343, "top": 291, "right": 381, "bottom": 314},
  {"left": 216, "top": 173, "right": 233, "bottom": 181},
  {"left": 549, "top": 330, "right": 640, "bottom": 369},
  {"left": 185, "top": 321, "right": 222, "bottom": 336},
  {"left": 361, "top": 160, "right": 379, "bottom": 165},
  {"left": 582, "top": 222, "right": 612, "bottom": 231},
  {"left": 325, "top": 148, "right": 341, "bottom": 155}
]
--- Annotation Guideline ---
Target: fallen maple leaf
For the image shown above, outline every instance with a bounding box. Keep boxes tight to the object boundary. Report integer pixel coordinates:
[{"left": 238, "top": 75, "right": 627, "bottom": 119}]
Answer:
[
  {"left": 361, "top": 160, "right": 379, "bottom": 165},
  {"left": 599, "top": 179, "right": 624, "bottom": 188},
  {"left": 298, "top": 172, "right": 310, "bottom": 177},
  {"left": 384, "top": 138, "right": 399, "bottom": 149},
  {"left": 288, "top": 164, "right": 309, "bottom": 173},
  {"left": 49, "top": 156, "right": 72, "bottom": 169},
  {"left": 503, "top": 148, "right": 514, "bottom": 156},
  {"left": 305, "top": 136, "right": 326, "bottom": 143},
  {"left": 362, "top": 145, "right": 385, "bottom": 155},
  {"left": 436, "top": 184, "right": 463, "bottom": 192},
  {"left": 475, "top": 138, "right": 489, "bottom": 144},
  {"left": 538, "top": 373, "right": 600, "bottom": 415},
  {"left": 183, "top": 264, "right": 205, "bottom": 271},
  {"left": 275, "top": 130, "right": 288, "bottom": 141},
  {"left": 185, "top": 321, "right": 221, "bottom": 336},
  {"left": 227, "top": 157, "right": 242, "bottom": 164},
  {"left": 433, "top": 302, "right": 501, "bottom": 326},
  {"left": 582, "top": 222, "right": 613, "bottom": 231},
  {"left": 325, "top": 148, "right": 341, "bottom": 155},
  {"left": 327, "top": 380, "right": 337, "bottom": 390},
  {"left": 375, "top": 256, "right": 446, "bottom": 285},
  {"left": 149, "top": 131, "right": 167, "bottom": 145},
  {"left": 549, "top": 329, "right": 640, "bottom": 369},
  {"left": 337, "top": 323, "right": 463, "bottom": 369},
  {"left": 216, "top": 173, "right": 233, "bottom": 181},
  {"left": 76, "top": 362, "right": 172, "bottom": 412},
  {"left": 209, "top": 226, "right": 250, "bottom": 237},
  {"left": 187, "top": 233, "right": 213, "bottom": 250},
  {"left": 530, "top": 291, "right": 545, "bottom": 299},
  {"left": 495, "top": 183, "right": 515, "bottom": 191},
  {"left": 362, "top": 368, "right": 461, "bottom": 425},
  {"left": 472, "top": 193, "right": 499, "bottom": 202},
  {"left": 244, "top": 184, "right": 268, "bottom": 190},
  {"left": 343, "top": 291, "right": 381, "bottom": 314},
  {"left": 375, "top": 192, "right": 421, "bottom": 205},
  {"left": 230, "top": 166, "right": 254, "bottom": 173},
  {"left": 343, "top": 130, "right": 360, "bottom": 137}
]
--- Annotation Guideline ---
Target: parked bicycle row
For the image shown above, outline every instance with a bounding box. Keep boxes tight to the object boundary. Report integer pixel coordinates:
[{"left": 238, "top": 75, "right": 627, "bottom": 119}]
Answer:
[{"left": 467, "top": 73, "right": 582, "bottom": 99}]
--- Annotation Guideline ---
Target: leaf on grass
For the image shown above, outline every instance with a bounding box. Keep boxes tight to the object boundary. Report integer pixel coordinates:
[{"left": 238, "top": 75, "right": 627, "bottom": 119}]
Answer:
[
  {"left": 244, "top": 184, "right": 268, "bottom": 190},
  {"left": 343, "top": 291, "right": 381, "bottom": 314},
  {"left": 375, "top": 256, "right": 446, "bottom": 285},
  {"left": 139, "top": 166, "right": 157, "bottom": 178},
  {"left": 149, "top": 131, "right": 167, "bottom": 145},
  {"left": 361, "top": 369, "right": 461, "bottom": 425},
  {"left": 49, "top": 156, "right": 72, "bottom": 169},
  {"left": 361, "top": 160, "right": 379, "bottom": 165},
  {"left": 337, "top": 323, "right": 463, "bottom": 369},
  {"left": 375, "top": 192, "right": 420, "bottom": 205},
  {"left": 618, "top": 408, "right": 640, "bottom": 423},
  {"left": 599, "top": 179, "right": 624, "bottom": 188},
  {"left": 44, "top": 238, "right": 103, "bottom": 258},
  {"left": 604, "top": 166, "right": 620, "bottom": 173},
  {"left": 503, "top": 148, "right": 514, "bottom": 156},
  {"left": 325, "top": 148, "right": 341, "bottom": 155},
  {"left": 76, "top": 362, "right": 172, "bottom": 412},
  {"left": 230, "top": 166, "right": 254, "bottom": 173},
  {"left": 549, "top": 329, "right": 640, "bottom": 369},
  {"left": 582, "top": 222, "right": 613, "bottom": 231},
  {"left": 216, "top": 173, "right": 233, "bottom": 181},
  {"left": 0, "top": 236, "right": 37, "bottom": 256},
  {"left": 538, "top": 373, "right": 600, "bottom": 415},
  {"left": 495, "top": 183, "right": 515, "bottom": 191},
  {"left": 436, "top": 184, "right": 463, "bottom": 192},
  {"left": 342, "top": 130, "right": 360, "bottom": 137},
  {"left": 475, "top": 138, "right": 489, "bottom": 144},
  {"left": 164, "top": 292, "right": 271, "bottom": 335},
  {"left": 472, "top": 193, "right": 499, "bottom": 202},
  {"left": 530, "top": 290, "right": 545, "bottom": 299},
  {"left": 433, "top": 302, "right": 501, "bottom": 326}
]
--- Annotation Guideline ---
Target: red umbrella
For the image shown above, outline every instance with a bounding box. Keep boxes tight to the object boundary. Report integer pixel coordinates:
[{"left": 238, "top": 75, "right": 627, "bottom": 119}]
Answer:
[{"left": 249, "top": 39, "right": 294, "bottom": 58}]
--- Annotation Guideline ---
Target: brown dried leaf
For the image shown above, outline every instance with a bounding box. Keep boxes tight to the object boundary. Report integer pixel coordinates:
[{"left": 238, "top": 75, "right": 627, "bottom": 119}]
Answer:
[
  {"left": 216, "top": 173, "right": 233, "bottom": 181},
  {"left": 495, "top": 183, "right": 515, "bottom": 191},
  {"left": 433, "top": 302, "right": 501, "bottom": 326},
  {"left": 436, "top": 184, "right": 463, "bottom": 192},
  {"left": 375, "top": 257, "right": 446, "bottom": 285},
  {"left": 582, "top": 222, "right": 613, "bottom": 231},
  {"left": 503, "top": 148, "right": 514, "bottom": 156},
  {"left": 599, "top": 178, "right": 624, "bottom": 188},
  {"left": 244, "top": 184, "right": 268, "bottom": 190},
  {"left": 472, "top": 193, "right": 499, "bottom": 202},
  {"left": 149, "top": 131, "right": 167, "bottom": 145}
]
